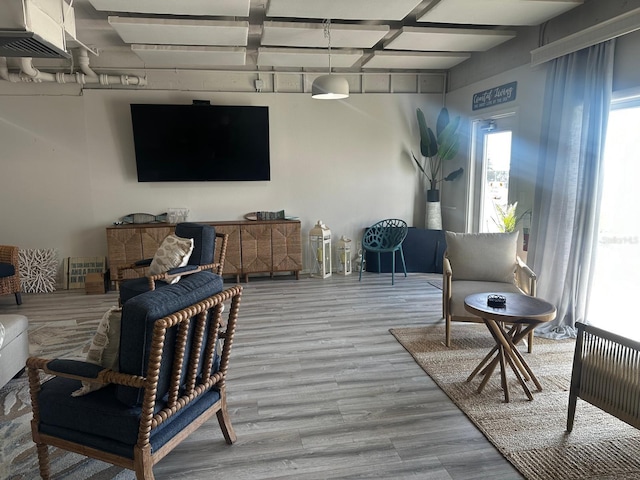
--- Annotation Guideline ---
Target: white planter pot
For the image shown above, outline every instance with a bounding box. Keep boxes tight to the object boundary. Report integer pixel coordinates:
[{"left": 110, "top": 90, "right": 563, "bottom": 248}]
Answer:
[{"left": 425, "top": 201, "right": 442, "bottom": 230}]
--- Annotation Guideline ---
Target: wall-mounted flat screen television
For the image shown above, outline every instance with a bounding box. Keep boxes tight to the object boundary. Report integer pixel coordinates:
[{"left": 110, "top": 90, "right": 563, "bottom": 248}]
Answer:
[{"left": 130, "top": 104, "right": 270, "bottom": 182}]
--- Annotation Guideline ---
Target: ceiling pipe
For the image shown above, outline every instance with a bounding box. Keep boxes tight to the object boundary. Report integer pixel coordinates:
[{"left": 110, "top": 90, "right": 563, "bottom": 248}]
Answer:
[
  {"left": 0, "top": 57, "right": 14, "bottom": 82},
  {"left": 77, "top": 48, "right": 99, "bottom": 79},
  {"left": 0, "top": 49, "right": 147, "bottom": 86},
  {"left": 18, "top": 58, "right": 57, "bottom": 83}
]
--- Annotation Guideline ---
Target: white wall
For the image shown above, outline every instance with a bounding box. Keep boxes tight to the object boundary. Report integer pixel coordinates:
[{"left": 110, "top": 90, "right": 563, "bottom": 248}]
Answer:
[
  {"left": 0, "top": 87, "right": 444, "bottom": 282},
  {"left": 613, "top": 28, "right": 640, "bottom": 92}
]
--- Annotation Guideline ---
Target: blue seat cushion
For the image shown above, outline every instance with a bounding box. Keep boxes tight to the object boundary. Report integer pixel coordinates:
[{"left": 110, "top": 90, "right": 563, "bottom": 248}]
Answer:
[
  {"left": 37, "top": 377, "right": 221, "bottom": 459},
  {"left": 117, "top": 271, "right": 224, "bottom": 406},
  {"left": 0, "top": 262, "right": 16, "bottom": 277}
]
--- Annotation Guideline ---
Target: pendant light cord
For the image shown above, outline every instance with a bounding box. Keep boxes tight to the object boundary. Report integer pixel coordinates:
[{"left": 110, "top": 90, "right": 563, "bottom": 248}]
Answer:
[{"left": 323, "top": 19, "right": 332, "bottom": 74}]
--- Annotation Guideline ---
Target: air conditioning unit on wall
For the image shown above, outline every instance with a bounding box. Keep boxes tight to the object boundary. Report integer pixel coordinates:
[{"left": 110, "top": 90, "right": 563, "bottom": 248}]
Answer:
[{"left": 0, "top": 0, "right": 75, "bottom": 59}]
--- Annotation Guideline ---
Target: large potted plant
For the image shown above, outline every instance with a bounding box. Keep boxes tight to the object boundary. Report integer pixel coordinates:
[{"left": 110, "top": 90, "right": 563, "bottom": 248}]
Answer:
[{"left": 412, "top": 107, "right": 463, "bottom": 228}]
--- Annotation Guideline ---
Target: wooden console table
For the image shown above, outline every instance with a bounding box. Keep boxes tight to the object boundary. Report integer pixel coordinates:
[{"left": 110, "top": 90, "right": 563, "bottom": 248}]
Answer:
[{"left": 106, "top": 220, "right": 302, "bottom": 283}]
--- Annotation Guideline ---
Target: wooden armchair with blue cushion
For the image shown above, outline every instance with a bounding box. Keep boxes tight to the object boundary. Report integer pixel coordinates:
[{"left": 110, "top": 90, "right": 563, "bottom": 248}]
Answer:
[
  {"left": 27, "top": 271, "right": 242, "bottom": 480},
  {"left": 117, "top": 222, "right": 228, "bottom": 304}
]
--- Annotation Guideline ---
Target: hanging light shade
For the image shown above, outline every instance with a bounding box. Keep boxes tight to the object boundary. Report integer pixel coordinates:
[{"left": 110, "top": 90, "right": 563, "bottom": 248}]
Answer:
[
  {"left": 312, "top": 74, "right": 349, "bottom": 99},
  {"left": 312, "top": 19, "right": 349, "bottom": 100}
]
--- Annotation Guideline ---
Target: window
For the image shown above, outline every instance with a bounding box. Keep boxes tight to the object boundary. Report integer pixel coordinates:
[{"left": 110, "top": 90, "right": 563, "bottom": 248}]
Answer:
[
  {"left": 481, "top": 130, "right": 512, "bottom": 233},
  {"left": 587, "top": 98, "right": 640, "bottom": 338},
  {"left": 468, "top": 113, "right": 516, "bottom": 234}
]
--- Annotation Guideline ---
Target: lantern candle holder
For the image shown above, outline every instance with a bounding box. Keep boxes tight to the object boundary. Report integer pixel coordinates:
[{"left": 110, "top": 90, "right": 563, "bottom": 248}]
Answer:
[
  {"left": 336, "top": 235, "right": 352, "bottom": 275},
  {"left": 309, "top": 220, "right": 332, "bottom": 278}
]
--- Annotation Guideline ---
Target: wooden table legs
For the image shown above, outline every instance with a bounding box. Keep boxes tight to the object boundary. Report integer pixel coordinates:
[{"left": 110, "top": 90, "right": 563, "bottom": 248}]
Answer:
[{"left": 467, "top": 320, "right": 541, "bottom": 402}]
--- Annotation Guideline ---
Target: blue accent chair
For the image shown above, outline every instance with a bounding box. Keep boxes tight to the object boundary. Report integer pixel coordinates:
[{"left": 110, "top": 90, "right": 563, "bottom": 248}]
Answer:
[
  {"left": 27, "top": 271, "right": 242, "bottom": 480},
  {"left": 358, "top": 219, "right": 408, "bottom": 285},
  {"left": 118, "top": 222, "right": 228, "bottom": 304}
]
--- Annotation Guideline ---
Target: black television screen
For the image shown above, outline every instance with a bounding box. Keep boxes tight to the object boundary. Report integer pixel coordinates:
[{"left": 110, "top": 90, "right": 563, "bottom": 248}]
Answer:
[{"left": 130, "top": 104, "right": 270, "bottom": 182}]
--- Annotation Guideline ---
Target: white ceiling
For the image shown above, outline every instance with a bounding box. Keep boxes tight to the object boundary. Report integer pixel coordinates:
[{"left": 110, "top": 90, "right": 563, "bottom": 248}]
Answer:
[
  {"left": 70, "top": 0, "right": 583, "bottom": 73},
  {"left": 108, "top": 18, "right": 250, "bottom": 46},
  {"left": 418, "top": 0, "right": 584, "bottom": 26}
]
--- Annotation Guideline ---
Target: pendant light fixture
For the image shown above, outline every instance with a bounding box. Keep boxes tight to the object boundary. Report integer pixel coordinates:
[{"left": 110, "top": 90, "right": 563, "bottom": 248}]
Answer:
[{"left": 312, "top": 19, "right": 349, "bottom": 100}]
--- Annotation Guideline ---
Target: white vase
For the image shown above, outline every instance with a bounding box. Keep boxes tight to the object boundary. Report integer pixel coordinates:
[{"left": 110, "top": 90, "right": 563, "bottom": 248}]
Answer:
[
  {"left": 425, "top": 201, "right": 442, "bottom": 230},
  {"left": 425, "top": 189, "right": 442, "bottom": 230}
]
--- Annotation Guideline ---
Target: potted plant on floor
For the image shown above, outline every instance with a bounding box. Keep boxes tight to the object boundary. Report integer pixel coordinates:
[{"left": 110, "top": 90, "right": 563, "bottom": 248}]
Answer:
[{"left": 412, "top": 107, "right": 463, "bottom": 229}]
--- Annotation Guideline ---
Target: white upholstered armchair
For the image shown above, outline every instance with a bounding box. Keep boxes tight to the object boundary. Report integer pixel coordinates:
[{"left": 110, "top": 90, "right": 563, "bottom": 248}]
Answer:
[{"left": 442, "top": 231, "right": 537, "bottom": 351}]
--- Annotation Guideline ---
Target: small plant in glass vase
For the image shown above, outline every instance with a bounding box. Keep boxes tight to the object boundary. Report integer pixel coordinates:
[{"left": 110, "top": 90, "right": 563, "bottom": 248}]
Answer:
[{"left": 412, "top": 107, "right": 463, "bottom": 203}]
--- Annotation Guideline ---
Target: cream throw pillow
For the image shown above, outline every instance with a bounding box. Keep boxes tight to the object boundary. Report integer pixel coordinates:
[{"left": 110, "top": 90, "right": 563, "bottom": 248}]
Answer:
[
  {"left": 149, "top": 234, "right": 194, "bottom": 284},
  {"left": 445, "top": 231, "right": 519, "bottom": 283},
  {"left": 72, "top": 306, "right": 122, "bottom": 397}
]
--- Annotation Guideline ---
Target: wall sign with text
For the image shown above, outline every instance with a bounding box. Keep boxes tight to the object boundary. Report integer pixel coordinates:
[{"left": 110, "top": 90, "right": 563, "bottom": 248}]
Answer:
[{"left": 472, "top": 81, "right": 517, "bottom": 111}]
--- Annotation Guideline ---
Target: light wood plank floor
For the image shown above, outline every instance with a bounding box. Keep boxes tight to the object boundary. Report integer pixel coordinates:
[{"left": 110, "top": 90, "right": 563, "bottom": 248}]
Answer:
[{"left": 3, "top": 272, "right": 523, "bottom": 479}]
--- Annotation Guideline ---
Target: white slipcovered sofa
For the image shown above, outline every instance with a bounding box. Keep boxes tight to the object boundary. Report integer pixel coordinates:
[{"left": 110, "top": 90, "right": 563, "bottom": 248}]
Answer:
[{"left": 0, "top": 314, "right": 29, "bottom": 389}]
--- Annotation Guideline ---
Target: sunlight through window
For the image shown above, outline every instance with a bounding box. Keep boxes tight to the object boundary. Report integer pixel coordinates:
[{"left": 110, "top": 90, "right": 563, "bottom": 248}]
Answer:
[
  {"left": 587, "top": 102, "right": 640, "bottom": 339},
  {"left": 481, "top": 131, "right": 512, "bottom": 233}
]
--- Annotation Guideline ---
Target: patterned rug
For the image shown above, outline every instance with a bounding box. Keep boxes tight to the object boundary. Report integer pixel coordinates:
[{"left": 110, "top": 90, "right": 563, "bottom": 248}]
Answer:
[
  {"left": 0, "top": 314, "right": 134, "bottom": 479},
  {"left": 390, "top": 324, "right": 640, "bottom": 480}
]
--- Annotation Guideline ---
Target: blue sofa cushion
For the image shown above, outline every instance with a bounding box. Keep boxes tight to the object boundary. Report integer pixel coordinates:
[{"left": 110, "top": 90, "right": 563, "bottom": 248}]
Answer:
[
  {"left": 38, "top": 377, "right": 221, "bottom": 459},
  {"left": 0, "top": 262, "right": 15, "bottom": 277},
  {"left": 116, "top": 271, "right": 224, "bottom": 407}
]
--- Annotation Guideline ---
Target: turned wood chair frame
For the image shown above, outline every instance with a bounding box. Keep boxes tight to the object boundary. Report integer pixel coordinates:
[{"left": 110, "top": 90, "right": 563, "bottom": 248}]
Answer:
[{"left": 27, "top": 284, "right": 242, "bottom": 480}]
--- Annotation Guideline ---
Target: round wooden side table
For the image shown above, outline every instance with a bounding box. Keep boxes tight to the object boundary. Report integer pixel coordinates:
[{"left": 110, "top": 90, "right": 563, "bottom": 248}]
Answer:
[{"left": 464, "top": 292, "right": 556, "bottom": 402}]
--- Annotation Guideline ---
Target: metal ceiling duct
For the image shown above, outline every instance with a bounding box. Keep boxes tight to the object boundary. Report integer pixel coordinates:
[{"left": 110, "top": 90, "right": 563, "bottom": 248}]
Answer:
[{"left": 0, "top": 0, "right": 73, "bottom": 59}]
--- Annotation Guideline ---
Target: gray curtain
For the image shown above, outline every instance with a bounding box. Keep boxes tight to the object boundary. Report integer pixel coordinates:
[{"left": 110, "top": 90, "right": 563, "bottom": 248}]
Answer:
[{"left": 528, "top": 40, "right": 615, "bottom": 339}]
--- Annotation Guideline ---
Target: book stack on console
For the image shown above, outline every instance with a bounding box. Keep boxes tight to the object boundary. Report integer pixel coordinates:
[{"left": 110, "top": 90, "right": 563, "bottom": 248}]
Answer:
[{"left": 256, "top": 210, "right": 286, "bottom": 220}]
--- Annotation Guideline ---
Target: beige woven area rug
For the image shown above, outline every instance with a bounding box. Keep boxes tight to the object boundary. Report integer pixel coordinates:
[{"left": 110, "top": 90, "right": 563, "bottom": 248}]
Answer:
[{"left": 390, "top": 323, "right": 640, "bottom": 480}]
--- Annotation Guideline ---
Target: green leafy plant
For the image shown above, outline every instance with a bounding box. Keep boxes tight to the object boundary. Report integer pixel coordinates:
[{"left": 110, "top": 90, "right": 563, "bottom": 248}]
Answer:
[
  {"left": 412, "top": 107, "right": 463, "bottom": 191},
  {"left": 493, "top": 202, "right": 530, "bottom": 233}
]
